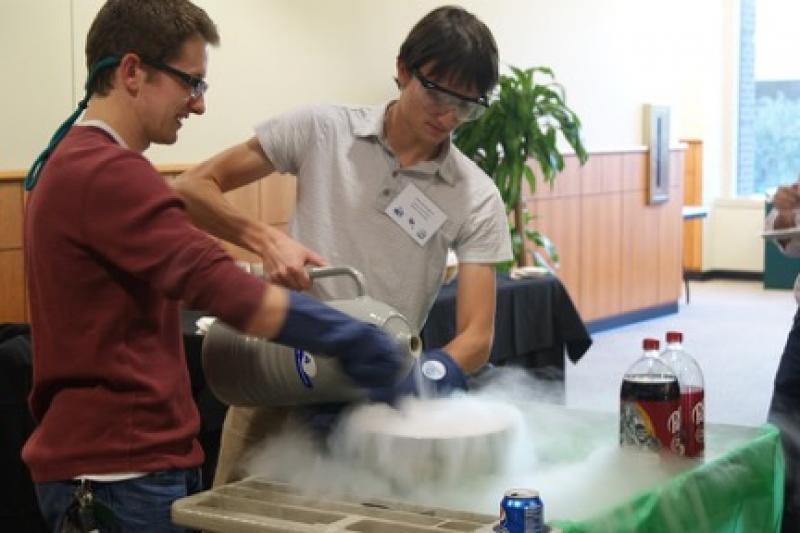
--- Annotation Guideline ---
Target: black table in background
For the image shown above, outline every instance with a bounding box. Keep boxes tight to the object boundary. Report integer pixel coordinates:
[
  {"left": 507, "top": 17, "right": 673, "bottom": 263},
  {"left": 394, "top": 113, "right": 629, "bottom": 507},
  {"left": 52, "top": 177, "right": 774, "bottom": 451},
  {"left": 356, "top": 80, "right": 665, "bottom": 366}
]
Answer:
[
  {"left": 182, "top": 272, "right": 592, "bottom": 488},
  {"left": 421, "top": 273, "right": 592, "bottom": 382}
]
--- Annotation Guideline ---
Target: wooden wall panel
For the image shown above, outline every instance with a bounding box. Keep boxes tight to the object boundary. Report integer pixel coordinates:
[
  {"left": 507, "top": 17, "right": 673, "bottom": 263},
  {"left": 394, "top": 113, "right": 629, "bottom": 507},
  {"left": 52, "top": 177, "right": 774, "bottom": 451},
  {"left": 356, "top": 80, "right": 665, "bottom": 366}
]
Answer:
[
  {"left": 658, "top": 195, "right": 684, "bottom": 303},
  {"left": 579, "top": 193, "right": 623, "bottom": 321},
  {"left": 182, "top": 171, "right": 297, "bottom": 264},
  {"left": 0, "top": 249, "right": 25, "bottom": 322},
  {"left": 526, "top": 148, "right": 683, "bottom": 324},
  {"left": 523, "top": 156, "right": 582, "bottom": 199},
  {"left": 3, "top": 146, "right": 685, "bottom": 326},
  {"left": 621, "top": 152, "right": 647, "bottom": 192},
  {"left": 0, "top": 181, "right": 23, "bottom": 249},
  {"left": 683, "top": 219, "right": 703, "bottom": 271},
  {"left": 681, "top": 139, "right": 704, "bottom": 272},
  {"left": 682, "top": 140, "right": 702, "bottom": 204},
  {"left": 527, "top": 196, "right": 582, "bottom": 308},
  {"left": 524, "top": 156, "right": 583, "bottom": 307},
  {"left": 259, "top": 173, "right": 296, "bottom": 225},
  {"left": 620, "top": 191, "right": 660, "bottom": 312},
  {"left": 581, "top": 153, "right": 624, "bottom": 195},
  {"left": 0, "top": 178, "right": 25, "bottom": 322}
]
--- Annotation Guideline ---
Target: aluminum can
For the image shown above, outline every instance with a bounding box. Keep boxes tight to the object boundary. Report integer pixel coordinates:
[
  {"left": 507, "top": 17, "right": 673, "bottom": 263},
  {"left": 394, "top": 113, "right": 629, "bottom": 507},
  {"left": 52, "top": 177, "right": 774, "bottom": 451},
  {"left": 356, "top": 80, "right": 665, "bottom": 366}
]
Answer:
[{"left": 499, "top": 489, "right": 543, "bottom": 533}]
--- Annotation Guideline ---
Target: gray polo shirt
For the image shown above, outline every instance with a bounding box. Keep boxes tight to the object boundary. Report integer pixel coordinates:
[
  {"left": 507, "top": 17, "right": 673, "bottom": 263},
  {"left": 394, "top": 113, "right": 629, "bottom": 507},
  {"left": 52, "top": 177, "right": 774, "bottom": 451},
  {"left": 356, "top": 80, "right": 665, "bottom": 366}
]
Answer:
[{"left": 255, "top": 103, "right": 512, "bottom": 331}]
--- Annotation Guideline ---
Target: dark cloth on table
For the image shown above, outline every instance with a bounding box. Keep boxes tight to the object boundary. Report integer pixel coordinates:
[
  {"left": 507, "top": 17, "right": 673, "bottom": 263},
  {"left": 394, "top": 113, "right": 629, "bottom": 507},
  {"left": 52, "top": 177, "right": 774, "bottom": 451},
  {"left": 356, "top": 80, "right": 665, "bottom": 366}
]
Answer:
[
  {"left": 421, "top": 274, "right": 592, "bottom": 377},
  {"left": 0, "top": 324, "right": 47, "bottom": 532}
]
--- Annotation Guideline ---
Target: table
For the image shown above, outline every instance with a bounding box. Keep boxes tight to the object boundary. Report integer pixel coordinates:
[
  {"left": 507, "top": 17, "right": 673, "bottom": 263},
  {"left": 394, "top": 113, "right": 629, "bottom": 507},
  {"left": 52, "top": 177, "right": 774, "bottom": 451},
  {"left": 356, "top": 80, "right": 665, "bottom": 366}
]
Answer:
[
  {"left": 545, "top": 412, "right": 783, "bottom": 532},
  {"left": 421, "top": 273, "right": 591, "bottom": 381},
  {"left": 170, "top": 402, "right": 784, "bottom": 532},
  {"left": 682, "top": 206, "right": 710, "bottom": 220},
  {"left": 554, "top": 423, "right": 783, "bottom": 532}
]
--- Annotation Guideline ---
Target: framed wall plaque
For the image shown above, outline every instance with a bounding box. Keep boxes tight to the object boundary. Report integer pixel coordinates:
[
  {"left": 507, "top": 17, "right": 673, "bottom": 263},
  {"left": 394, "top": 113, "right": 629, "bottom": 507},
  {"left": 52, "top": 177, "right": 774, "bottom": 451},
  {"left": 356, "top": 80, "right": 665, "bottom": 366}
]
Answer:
[{"left": 644, "top": 104, "right": 670, "bottom": 205}]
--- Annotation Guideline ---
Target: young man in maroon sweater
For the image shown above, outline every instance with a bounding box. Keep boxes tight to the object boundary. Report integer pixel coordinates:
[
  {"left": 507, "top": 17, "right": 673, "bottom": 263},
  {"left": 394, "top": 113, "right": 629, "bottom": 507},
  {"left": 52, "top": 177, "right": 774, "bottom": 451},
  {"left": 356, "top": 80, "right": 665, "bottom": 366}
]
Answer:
[{"left": 22, "top": 1, "right": 402, "bottom": 531}]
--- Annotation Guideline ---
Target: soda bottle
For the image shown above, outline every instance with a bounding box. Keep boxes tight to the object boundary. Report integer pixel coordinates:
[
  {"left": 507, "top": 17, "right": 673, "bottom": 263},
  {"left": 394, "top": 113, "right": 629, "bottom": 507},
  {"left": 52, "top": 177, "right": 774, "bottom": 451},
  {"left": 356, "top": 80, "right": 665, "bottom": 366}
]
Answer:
[
  {"left": 620, "top": 338, "right": 682, "bottom": 454},
  {"left": 660, "top": 331, "right": 704, "bottom": 457}
]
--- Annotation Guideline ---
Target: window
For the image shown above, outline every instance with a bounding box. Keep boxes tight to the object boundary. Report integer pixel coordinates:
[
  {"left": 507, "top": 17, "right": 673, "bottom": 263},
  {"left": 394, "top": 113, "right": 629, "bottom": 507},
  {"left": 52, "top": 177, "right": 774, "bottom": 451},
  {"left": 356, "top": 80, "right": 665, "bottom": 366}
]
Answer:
[{"left": 738, "top": 0, "right": 800, "bottom": 196}]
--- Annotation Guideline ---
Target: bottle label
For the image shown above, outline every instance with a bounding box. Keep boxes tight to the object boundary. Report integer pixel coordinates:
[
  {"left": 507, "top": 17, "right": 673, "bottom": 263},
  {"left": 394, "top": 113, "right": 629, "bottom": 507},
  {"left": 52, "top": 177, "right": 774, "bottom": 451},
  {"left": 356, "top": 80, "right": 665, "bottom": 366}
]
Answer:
[
  {"left": 681, "top": 387, "right": 705, "bottom": 457},
  {"left": 620, "top": 399, "right": 682, "bottom": 453}
]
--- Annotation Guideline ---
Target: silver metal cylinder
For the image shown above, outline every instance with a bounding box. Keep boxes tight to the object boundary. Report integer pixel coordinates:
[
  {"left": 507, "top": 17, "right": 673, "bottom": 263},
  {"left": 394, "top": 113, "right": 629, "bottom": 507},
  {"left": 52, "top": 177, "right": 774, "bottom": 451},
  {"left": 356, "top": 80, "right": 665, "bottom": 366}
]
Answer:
[{"left": 202, "top": 266, "right": 421, "bottom": 406}]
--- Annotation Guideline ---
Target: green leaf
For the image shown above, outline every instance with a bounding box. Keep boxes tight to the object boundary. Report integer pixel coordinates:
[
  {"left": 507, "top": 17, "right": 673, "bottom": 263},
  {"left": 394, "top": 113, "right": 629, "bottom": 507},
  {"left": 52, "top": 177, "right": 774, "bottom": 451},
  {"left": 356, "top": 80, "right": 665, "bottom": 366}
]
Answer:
[
  {"left": 455, "top": 63, "right": 588, "bottom": 268},
  {"left": 523, "top": 164, "right": 535, "bottom": 195}
]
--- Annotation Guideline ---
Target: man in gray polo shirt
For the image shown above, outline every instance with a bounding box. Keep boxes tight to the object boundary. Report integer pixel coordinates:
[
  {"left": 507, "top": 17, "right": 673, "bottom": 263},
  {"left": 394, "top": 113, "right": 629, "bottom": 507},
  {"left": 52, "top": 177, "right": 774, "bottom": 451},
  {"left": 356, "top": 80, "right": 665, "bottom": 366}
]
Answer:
[{"left": 177, "top": 6, "right": 512, "bottom": 485}]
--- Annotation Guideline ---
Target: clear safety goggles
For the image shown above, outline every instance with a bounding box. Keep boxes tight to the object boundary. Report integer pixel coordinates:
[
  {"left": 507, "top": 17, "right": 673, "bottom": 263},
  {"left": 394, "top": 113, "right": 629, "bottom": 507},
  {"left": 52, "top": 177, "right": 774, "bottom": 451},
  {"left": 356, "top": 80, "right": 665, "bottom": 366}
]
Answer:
[{"left": 414, "top": 69, "right": 489, "bottom": 122}]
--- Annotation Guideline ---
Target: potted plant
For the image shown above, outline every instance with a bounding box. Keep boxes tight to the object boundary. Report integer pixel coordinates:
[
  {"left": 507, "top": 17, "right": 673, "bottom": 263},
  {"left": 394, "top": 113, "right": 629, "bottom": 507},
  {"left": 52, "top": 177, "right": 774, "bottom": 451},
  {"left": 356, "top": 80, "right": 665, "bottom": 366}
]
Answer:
[{"left": 454, "top": 66, "right": 588, "bottom": 271}]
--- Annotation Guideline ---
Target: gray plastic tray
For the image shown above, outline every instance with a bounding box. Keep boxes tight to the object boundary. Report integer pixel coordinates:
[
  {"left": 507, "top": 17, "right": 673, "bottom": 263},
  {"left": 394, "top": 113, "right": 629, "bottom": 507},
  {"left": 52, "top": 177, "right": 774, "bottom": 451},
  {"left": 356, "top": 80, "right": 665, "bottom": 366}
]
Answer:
[{"left": 172, "top": 477, "right": 504, "bottom": 532}]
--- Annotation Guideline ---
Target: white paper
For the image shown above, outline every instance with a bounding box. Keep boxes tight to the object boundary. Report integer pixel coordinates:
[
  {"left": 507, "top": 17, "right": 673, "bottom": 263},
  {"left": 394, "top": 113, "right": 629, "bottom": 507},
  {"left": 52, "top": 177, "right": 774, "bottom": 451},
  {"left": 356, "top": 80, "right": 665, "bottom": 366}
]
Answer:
[
  {"left": 761, "top": 227, "right": 800, "bottom": 240},
  {"left": 385, "top": 183, "right": 447, "bottom": 246}
]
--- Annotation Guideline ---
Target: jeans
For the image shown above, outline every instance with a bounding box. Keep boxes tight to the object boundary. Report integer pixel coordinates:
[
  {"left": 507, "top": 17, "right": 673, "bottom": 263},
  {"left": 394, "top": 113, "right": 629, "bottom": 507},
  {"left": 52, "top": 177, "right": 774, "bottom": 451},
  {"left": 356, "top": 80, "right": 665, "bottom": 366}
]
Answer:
[
  {"left": 35, "top": 468, "right": 202, "bottom": 533},
  {"left": 769, "top": 307, "right": 800, "bottom": 533}
]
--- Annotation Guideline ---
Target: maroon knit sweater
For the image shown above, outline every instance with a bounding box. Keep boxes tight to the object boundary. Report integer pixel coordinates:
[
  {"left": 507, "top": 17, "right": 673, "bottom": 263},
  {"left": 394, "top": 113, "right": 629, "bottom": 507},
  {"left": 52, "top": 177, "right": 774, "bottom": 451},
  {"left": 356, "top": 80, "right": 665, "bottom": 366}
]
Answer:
[{"left": 23, "top": 126, "right": 264, "bottom": 482}]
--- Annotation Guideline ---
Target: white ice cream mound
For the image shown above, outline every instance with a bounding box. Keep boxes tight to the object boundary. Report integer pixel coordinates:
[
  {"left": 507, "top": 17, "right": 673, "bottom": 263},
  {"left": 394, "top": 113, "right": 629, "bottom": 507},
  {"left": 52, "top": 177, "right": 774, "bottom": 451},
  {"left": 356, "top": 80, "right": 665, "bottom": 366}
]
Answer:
[{"left": 329, "top": 396, "right": 526, "bottom": 487}]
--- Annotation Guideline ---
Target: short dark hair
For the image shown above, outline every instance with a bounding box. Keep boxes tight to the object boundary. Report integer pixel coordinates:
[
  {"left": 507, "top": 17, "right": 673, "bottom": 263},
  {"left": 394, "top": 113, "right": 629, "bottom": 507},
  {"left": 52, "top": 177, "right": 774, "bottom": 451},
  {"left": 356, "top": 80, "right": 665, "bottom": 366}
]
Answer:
[
  {"left": 85, "top": 0, "right": 219, "bottom": 96},
  {"left": 398, "top": 6, "right": 498, "bottom": 95}
]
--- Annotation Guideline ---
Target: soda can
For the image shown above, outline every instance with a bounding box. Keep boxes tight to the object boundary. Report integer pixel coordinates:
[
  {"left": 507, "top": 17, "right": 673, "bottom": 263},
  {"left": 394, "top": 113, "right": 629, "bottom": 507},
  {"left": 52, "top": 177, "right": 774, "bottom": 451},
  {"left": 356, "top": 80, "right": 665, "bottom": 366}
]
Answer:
[{"left": 499, "top": 489, "right": 543, "bottom": 533}]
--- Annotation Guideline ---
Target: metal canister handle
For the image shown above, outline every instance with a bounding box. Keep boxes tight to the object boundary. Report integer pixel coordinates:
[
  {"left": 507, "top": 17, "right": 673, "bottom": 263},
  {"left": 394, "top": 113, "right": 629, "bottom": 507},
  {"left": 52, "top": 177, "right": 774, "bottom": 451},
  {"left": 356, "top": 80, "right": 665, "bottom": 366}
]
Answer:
[{"left": 308, "top": 266, "right": 366, "bottom": 298}]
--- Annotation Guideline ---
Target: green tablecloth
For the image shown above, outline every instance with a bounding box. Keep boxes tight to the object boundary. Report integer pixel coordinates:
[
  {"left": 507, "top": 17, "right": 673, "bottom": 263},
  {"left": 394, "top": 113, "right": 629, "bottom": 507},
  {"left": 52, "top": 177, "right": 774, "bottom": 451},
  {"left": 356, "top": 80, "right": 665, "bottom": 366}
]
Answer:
[{"left": 551, "top": 424, "right": 784, "bottom": 533}]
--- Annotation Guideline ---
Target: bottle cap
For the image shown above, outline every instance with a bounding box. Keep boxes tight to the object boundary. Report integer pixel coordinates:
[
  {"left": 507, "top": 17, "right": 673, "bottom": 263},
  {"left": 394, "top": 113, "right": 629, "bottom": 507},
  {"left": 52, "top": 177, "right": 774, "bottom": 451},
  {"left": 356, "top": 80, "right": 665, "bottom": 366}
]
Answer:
[
  {"left": 666, "top": 331, "right": 683, "bottom": 343},
  {"left": 643, "top": 338, "right": 659, "bottom": 351}
]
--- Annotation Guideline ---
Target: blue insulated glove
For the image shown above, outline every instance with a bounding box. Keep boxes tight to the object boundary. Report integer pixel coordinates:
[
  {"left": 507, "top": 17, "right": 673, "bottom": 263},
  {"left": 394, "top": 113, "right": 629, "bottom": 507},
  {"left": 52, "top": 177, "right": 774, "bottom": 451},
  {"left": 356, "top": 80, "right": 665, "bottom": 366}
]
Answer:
[
  {"left": 273, "top": 291, "right": 403, "bottom": 388},
  {"left": 373, "top": 348, "right": 468, "bottom": 402},
  {"left": 297, "top": 402, "right": 349, "bottom": 441}
]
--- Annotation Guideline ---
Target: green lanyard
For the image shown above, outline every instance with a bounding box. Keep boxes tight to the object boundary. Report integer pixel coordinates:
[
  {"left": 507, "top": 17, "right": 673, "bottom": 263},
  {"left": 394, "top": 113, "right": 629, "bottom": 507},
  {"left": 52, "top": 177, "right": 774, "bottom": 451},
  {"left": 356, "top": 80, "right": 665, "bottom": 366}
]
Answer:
[{"left": 25, "top": 56, "right": 120, "bottom": 191}]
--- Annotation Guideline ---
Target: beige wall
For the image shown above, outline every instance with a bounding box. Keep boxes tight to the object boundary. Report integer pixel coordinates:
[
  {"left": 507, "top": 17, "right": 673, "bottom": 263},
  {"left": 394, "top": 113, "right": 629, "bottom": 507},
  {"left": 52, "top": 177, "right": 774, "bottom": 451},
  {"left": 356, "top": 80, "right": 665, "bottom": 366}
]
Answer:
[
  {"left": 1, "top": 1, "right": 74, "bottom": 169},
  {"left": 2, "top": 0, "right": 750, "bottom": 271},
  {"left": 706, "top": 198, "right": 765, "bottom": 272},
  {"left": 3, "top": 0, "right": 738, "bottom": 165}
]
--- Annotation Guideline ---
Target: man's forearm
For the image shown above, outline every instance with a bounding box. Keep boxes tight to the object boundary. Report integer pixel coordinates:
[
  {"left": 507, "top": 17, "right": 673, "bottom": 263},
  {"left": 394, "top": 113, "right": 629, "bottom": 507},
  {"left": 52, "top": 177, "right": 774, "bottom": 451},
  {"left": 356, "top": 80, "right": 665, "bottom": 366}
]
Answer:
[
  {"left": 244, "top": 285, "right": 290, "bottom": 337},
  {"left": 448, "top": 263, "right": 497, "bottom": 373},
  {"left": 175, "top": 137, "right": 279, "bottom": 257},
  {"left": 443, "top": 329, "right": 493, "bottom": 373}
]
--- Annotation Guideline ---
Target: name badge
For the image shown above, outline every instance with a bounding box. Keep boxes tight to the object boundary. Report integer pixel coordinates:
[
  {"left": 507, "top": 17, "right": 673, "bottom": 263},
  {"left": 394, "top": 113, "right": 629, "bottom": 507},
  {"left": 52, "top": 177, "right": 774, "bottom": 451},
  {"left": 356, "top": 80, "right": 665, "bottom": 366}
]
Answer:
[{"left": 385, "top": 183, "right": 447, "bottom": 246}]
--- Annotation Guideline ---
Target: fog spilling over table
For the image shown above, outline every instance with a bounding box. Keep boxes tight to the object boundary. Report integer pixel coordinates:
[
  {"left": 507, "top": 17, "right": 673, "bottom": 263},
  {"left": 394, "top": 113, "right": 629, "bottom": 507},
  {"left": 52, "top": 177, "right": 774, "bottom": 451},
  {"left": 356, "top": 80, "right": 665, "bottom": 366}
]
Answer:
[{"left": 172, "top": 382, "right": 782, "bottom": 532}]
